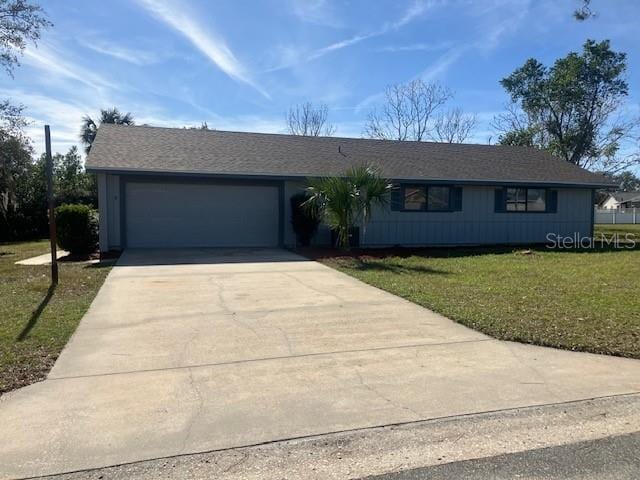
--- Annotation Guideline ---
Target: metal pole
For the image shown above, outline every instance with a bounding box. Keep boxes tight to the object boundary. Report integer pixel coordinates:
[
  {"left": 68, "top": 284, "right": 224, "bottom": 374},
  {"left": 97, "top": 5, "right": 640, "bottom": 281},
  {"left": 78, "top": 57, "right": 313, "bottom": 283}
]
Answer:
[{"left": 45, "top": 125, "right": 58, "bottom": 285}]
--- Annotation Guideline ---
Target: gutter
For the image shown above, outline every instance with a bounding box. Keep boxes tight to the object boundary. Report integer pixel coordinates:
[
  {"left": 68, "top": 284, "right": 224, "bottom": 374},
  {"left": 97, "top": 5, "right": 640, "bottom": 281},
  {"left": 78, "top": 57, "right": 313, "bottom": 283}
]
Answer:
[{"left": 85, "top": 167, "right": 617, "bottom": 189}]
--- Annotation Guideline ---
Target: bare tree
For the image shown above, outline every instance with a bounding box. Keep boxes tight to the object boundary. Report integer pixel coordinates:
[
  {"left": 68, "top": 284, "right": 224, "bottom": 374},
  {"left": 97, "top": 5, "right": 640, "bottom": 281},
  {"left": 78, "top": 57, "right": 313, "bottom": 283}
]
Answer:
[
  {"left": 433, "top": 108, "right": 477, "bottom": 143},
  {"left": 491, "top": 102, "right": 549, "bottom": 148},
  {"left": 364, "top": 80, "right": 452, "bottom": 141},
  {"left": 286, "top": 102, "right": 335, "bottom": 136}
]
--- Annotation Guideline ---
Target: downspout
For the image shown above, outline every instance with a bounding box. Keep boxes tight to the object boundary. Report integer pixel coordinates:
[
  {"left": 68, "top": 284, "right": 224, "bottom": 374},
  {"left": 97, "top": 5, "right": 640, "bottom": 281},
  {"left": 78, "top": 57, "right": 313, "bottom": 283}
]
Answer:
[{"left": 590, "top": 189, "right": 596, "bottom": 239}]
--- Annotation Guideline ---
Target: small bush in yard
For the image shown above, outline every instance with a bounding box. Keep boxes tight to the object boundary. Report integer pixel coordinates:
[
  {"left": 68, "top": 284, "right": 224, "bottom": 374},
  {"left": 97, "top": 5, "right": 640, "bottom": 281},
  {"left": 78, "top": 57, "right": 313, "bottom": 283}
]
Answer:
[{"left": 55, "top": 204, "right": 98, "bottom": 254}]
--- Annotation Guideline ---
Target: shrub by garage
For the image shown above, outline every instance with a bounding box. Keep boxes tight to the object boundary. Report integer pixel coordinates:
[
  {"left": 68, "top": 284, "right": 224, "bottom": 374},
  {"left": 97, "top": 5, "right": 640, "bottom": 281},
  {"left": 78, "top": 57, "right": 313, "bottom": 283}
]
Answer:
[{"left": 55, "top": 204, "right": 99, "bottom": 255}]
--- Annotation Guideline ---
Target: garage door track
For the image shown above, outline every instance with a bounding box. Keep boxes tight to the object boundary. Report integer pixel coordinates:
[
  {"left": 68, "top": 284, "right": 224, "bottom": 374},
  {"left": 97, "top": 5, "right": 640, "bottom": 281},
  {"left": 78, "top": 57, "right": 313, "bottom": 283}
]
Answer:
[{"left": 1, "top": 248, "right": 639, "bottom": 479}]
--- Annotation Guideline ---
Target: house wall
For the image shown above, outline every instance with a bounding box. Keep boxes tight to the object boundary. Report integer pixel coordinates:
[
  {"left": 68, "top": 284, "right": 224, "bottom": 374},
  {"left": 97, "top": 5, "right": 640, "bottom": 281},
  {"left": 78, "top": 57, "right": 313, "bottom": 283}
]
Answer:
[
  {"left": 283, "top": 181, "right": 593, "bottom": 247},
  {"left": 601, "top": 196, "right": 620, "bottom": 210},
  {"left": 97, "top": 173, "right": 121, "bottom": 251},
  {"left": 98, "top": 176, "right": 593, "bottom": 251}
]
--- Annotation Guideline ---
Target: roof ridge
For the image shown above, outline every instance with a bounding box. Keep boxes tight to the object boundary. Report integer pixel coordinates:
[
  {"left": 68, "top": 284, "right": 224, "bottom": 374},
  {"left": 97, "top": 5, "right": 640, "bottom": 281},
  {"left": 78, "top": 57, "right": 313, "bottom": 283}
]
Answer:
[{"left": 98, "top": 123, "right": 535, "bottom": 150}]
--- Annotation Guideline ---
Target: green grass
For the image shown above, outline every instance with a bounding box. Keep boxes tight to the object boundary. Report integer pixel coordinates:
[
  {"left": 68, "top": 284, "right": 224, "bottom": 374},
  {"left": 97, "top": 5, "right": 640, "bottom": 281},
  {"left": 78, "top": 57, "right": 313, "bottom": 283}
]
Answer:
[
  {"left": 595, "top": 223, "right": 640, "bottom": 238},
  {"left": 319, "top": 237, "right": 640, "bottom": 359},
  {"left": 0, "top": 240, "right": 112, "bottom": 394}
]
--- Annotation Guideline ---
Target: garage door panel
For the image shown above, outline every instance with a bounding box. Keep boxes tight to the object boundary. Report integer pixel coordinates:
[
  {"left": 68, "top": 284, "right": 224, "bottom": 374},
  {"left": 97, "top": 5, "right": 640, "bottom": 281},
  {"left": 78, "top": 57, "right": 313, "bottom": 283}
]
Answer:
[{"left": 125, "top": 182, "right": 280, "bottom": 248}]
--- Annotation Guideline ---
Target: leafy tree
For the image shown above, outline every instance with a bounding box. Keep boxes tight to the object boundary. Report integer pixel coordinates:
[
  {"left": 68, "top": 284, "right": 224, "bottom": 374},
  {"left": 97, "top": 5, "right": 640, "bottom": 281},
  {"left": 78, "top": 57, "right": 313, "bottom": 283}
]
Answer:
[
  {"left": 81, "top": 107, "right": 134, "bottom": 153},
  {"left": 0, "top": 134, "right": 31, "bottom": 216},
  {"left": 53, "top": 146, "right": 96, "bottom": 205},
  {"left": 497, "top": 39, "right": 635, "bottom": 173},
  {"left": 286, "top": 102, "right": 335, "bottom": 136},
  {"left": 1, "top": 142, "right": 96, "bottom": 240},
  {"left": 0, "top": 135, "right": 49, "bottom": 240},
  {"left": 304, "top": 165, "right": 391, "bottom": 249},
  {"left": 574, "top": 0, "right": 596, "bottom": 21},
  {"left": 605, "top": 170, "right": 640, "bottom": 192},
  {"left": 0, "top": 0, "right": 51, "bottom": 76},
  {"left": 0, "top": 0, "right": 52, "bottom": 239},
  {"left": 0, "top": 100, "right": 27, "bottom": 135}
]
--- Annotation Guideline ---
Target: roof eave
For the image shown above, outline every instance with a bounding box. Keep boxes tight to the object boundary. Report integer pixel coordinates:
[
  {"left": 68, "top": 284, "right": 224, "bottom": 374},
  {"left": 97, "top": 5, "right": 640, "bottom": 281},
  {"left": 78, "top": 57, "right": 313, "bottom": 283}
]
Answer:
[{"left": 85, "top": 166, "right": 615, "bottom": 189}]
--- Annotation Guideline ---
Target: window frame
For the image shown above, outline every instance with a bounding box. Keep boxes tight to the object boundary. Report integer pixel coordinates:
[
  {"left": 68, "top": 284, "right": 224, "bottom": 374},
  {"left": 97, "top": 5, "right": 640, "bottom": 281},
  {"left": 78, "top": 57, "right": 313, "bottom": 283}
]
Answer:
[
  {"left": 400, "top": 184, "right": 455, "bottom": 212},
  {"left": 503, "top": 187, "right": 549, "bottom": 214}
]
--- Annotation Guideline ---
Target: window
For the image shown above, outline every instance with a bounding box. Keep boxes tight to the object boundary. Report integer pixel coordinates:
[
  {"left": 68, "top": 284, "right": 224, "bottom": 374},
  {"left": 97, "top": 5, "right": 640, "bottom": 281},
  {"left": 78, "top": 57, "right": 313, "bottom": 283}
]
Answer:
[
  {"left": 402, "top": 185, "right": 453, "bottom": 211},
  {"left": 526, "top": 188, "right": 546, "bottom": 212},
  {"left": 404, "top": 186, "right": 427, "bottom": 210},
  {"left": 506, "top": 188, "right": 526, "bottom": 211},
  {"left": 505, "top": 187, "right": 547, "bottom": 212},
  {"left": 428, "top": 186, "right": 451, "bottom": 211}
]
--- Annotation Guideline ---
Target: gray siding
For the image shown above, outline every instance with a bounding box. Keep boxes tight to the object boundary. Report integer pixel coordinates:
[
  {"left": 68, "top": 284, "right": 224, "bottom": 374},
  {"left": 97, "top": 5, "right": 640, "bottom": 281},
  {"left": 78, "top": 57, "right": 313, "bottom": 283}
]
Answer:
[
  {"left": 99, "top": 176, "right": 592, "bottom": 251},
  {"left": 97, "top": 173, "right": 121, "bottom": 251},
  {"left": 283, "top": 181, "right": 592, "bottom": 247},
  {"left": 364, "top": 186, "right": 592, "bottom": 246}
]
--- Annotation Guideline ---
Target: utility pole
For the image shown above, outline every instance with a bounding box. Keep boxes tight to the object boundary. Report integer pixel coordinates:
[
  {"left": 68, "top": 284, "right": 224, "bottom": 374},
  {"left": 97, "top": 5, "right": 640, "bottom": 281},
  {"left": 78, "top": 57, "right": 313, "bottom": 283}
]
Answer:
[{"left": 45, "top": 125, "right": 58, "bottom": 285}]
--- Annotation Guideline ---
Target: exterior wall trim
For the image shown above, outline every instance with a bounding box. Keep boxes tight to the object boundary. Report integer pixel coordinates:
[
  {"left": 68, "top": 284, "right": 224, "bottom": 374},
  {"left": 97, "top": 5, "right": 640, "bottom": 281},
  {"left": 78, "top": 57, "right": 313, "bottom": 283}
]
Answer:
[
  {"left": 590, "top": 189, "right": 596, "bottom": 238},
  {"left": 97, "top": 173, "right": 109, "bottom": 252}
]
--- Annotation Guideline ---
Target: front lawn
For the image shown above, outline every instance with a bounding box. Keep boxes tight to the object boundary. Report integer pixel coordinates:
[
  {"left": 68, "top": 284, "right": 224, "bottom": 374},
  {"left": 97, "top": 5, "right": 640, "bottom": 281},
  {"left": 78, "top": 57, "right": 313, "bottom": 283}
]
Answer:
[
  {"left": 317, "top": 240, "right": 640, "bottom": 359},
  {"left": 0, "top": 240, "right": 112, "bottom": 394},
  {"left": 595, "top": 223, "right": 640, "bottom": 239}
]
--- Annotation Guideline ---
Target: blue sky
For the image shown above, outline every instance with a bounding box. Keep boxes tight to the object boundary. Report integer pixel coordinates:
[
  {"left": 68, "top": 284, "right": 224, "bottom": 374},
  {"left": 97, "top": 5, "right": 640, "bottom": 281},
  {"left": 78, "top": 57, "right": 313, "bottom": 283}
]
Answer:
[{"left": 3, "top": 0, "right": 639, "bottom": 158}]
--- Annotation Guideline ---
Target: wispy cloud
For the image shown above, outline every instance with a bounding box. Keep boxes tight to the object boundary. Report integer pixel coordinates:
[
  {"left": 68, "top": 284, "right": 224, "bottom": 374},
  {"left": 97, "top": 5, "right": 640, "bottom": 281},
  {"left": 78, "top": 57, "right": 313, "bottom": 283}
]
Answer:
[
  {"left": 23, "top": 44, "right": 117, "bottom": 92},
  {"left": 84, "top": 41, "right": 161, "bottom": 66},
  {"left": 289, "top": 0, "right": 341, "bottom": 27},
  {"left": 136, "top": 0, "right": 270, "bottom": 99},
  {"left": 269, "top": 0, "right": 433, "bottom": 71},
  {"left": 376, "top": 41, "right": 452, "bottom": 53},
  {"left": 0, "top": 88, "right": 100, "bottom": 155},
  {"left": 355, "top": 1, "right": 530, "bottom": 113},
  {"left": 418, "top": 45, "right": 469, "bottom": 82},
  {"left": 308, "top": 32, "right": 377, "bottom": 61},
  {"left": 389, "top": 0, "right": 431, "bottom": 29}
]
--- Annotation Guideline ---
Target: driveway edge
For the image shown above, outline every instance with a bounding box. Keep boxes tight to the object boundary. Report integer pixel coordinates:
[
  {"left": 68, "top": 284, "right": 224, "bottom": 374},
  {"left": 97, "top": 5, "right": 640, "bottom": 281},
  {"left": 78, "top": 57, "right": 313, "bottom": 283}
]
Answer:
[{"left": 37, "top": 393, "right": 640, "bottom": 480}]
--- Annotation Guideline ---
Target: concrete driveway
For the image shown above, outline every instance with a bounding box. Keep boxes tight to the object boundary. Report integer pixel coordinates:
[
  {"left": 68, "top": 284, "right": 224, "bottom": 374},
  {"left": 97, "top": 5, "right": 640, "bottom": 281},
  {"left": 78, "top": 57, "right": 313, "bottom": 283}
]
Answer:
[{"left": 1, "top": 248, "right": 639, "bottom": 479}]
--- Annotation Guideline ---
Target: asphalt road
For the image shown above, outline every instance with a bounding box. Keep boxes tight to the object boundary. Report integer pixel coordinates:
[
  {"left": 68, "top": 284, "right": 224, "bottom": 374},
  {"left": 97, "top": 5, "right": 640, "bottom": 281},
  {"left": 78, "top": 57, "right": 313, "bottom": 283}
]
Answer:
[{"left": 365, "top": 431, "right": 640, "bottom": 480}]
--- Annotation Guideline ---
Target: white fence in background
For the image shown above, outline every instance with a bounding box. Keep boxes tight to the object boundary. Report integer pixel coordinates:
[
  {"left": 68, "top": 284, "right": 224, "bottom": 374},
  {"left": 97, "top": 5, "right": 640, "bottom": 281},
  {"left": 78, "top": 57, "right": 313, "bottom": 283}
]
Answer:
[{"left": 595, "top": 208, "right": 638, "bottom": 224}]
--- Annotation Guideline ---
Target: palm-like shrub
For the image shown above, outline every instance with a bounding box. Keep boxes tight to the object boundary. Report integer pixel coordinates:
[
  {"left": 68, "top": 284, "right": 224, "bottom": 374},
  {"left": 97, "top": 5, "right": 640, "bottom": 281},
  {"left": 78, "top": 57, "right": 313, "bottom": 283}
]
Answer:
[
  {"left": 305, "top": 165, "right": 392, "bottom": 249},
  {"left": 81, "top": 108, "right": 134, "bottom": 154}
]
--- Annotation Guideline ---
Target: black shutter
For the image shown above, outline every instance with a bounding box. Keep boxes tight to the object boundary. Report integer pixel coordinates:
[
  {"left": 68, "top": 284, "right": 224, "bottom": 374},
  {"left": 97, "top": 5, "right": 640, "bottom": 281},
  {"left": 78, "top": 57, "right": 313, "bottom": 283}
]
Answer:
[
  {"left": 451, "top": 186, "right": 463, "bottom": 211},
  {"left": 390, "top": 184, "right": 403, "bottom": 211},
  {"left": 494, "top": 188, "right": 506, "bottom": 213},
  {"left": 546, "top": 190, "right": 558, "bottom": 213}
]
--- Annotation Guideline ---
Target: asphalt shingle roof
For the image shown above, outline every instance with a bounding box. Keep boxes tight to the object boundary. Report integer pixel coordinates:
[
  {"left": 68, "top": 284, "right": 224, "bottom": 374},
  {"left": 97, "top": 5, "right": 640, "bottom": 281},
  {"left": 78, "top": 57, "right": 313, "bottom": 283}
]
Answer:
[
  {"left": 612, "top": 191, "right": 640, "bottom": 202},
  {"left": 86, "top": 124, "right": 614, "bottom": 187}
]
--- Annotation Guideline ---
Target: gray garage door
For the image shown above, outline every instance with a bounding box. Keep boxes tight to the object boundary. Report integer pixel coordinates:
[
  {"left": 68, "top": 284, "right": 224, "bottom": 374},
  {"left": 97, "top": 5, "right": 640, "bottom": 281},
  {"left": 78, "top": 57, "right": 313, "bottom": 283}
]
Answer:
[{"left": 125, "top": 181, "right": 280, "bottom": 248}]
